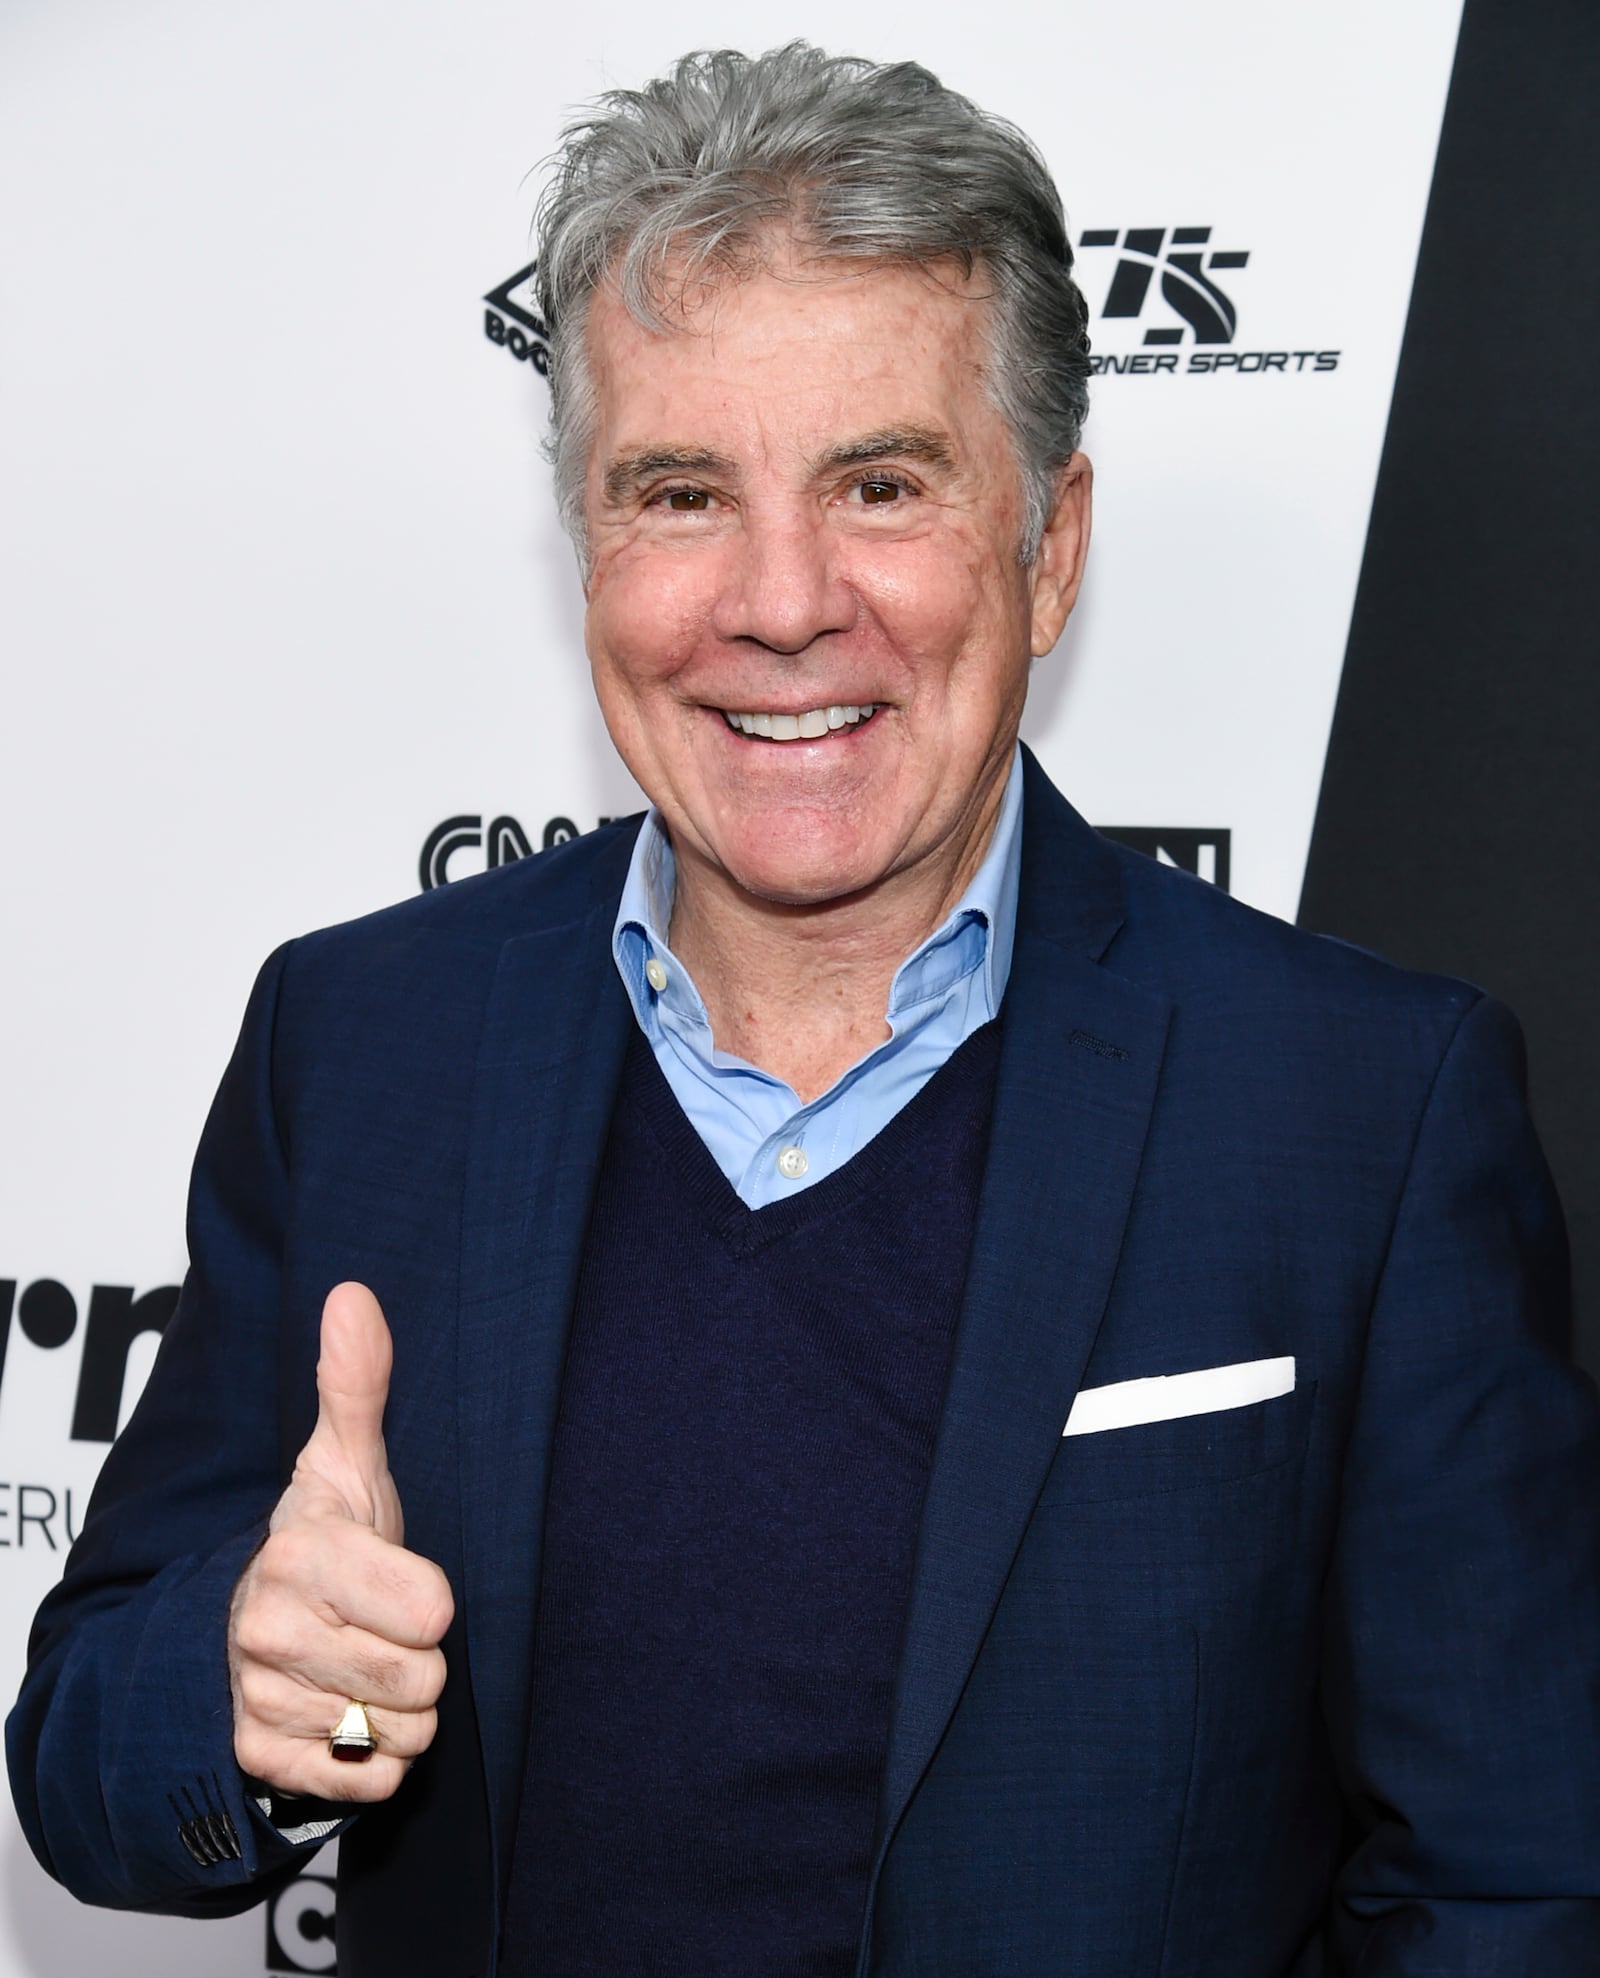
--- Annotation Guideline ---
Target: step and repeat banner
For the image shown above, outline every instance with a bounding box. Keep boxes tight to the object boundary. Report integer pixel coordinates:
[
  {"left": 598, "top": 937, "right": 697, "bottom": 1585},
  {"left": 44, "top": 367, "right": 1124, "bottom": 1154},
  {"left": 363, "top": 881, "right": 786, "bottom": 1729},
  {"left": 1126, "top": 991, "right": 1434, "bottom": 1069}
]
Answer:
[{"left": 0, "top": 0, "right": 1480, "bottom": 1971}]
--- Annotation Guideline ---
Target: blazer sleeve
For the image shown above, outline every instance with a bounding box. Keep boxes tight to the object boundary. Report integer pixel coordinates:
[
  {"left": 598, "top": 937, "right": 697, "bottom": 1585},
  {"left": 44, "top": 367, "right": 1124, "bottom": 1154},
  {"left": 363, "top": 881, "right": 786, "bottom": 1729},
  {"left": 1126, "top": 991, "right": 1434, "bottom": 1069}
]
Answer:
[
  {"left": 5, "top": 942, "right": 347, "bottom": 1914},
  {"left": 1320, "top": 992, "right": 1600, "bottom": 1969}
]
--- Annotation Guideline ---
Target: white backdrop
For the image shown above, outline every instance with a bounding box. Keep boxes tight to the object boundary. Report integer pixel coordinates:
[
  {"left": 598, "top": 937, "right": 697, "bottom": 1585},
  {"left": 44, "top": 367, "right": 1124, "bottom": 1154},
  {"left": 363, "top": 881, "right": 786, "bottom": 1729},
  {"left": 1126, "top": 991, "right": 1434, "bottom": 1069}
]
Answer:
[{"left": 0, "top": 3, "right": 1463, "bottom": 1970}]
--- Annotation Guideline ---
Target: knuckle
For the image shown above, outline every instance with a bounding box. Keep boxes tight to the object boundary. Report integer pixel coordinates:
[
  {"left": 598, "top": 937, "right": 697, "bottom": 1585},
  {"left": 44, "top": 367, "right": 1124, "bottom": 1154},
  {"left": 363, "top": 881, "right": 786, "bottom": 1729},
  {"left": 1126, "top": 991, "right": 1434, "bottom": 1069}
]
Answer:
[
  {"left": 233, "top": 1593, "right": 308, "bottom": 1670},
  {"left": 229, "top": 1596, "right": 269, "bottom": 1661},
  {"left": 379, "top": 1706, "right": 437, "bottom": 1759},
  {"left": 260, "top": 1524, "right": 322, "bottom": 1588},
  {"left": 231, "top": 1662, "right": 278, "bottom": 1719},
  {"left": 413, "top": 1575, "right": 455, "bottom": 1645},
  {"left": 415, "top": 1647, "right": 448, "bottom": 1708},
  {"left": 370, "top": 1549, "right": 453, "bottom": 1644},
  {"left": 233, "top": 1723, "right": 279, "bottom": 1779},
  {"left": 349, "top": 1644, "right": 410, "bottom": 1702},
  {"left": 228, "top": 1595, "right": 274, "bottom": 1663},
  {"left": 312, "top": 1756, "right": 408, "bottom": 1805}
]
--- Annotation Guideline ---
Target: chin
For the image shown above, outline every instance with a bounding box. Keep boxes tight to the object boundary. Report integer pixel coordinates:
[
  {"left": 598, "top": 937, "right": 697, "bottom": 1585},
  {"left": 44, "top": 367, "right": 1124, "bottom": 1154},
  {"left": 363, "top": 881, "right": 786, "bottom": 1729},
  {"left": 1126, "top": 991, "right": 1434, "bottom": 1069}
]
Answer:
[{"left": 717, "top": 842, "right": 890, "bottom": 909}]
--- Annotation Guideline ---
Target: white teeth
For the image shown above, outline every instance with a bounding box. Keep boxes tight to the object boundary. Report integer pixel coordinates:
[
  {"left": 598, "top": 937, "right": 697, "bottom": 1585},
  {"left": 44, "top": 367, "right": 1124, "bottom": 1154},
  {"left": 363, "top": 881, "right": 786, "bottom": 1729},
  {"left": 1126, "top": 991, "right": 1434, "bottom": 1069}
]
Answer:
[{"left": 722, "top": 702, "right": 881, "bottom": 741}]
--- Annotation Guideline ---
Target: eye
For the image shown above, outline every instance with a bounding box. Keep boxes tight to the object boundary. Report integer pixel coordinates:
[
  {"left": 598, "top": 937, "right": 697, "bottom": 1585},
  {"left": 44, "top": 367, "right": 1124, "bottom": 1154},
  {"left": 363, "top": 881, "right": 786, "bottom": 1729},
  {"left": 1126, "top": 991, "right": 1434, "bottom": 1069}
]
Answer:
[
  {"left": 661, "top": 487, "right": 712, "bottom": 512},
  {"left": 844, "top": 474, "right": 917, "bottom": 507}
]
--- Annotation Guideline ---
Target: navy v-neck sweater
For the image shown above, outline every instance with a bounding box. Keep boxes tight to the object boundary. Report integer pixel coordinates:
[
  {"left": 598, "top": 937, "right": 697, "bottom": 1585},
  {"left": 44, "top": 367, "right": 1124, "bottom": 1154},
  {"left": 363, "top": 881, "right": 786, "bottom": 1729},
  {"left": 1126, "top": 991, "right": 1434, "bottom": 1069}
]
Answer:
[{"left": 499, "top": 1018, "right": 1002, "bottom": 1975}]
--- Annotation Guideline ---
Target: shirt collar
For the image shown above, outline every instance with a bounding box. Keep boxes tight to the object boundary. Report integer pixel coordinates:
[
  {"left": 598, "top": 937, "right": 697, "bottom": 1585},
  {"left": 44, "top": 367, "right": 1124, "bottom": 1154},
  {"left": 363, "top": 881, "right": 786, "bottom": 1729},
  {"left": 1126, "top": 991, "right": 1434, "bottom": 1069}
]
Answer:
[{"left": 612, "top": 743, "right": 1024, "bottom": 1033}]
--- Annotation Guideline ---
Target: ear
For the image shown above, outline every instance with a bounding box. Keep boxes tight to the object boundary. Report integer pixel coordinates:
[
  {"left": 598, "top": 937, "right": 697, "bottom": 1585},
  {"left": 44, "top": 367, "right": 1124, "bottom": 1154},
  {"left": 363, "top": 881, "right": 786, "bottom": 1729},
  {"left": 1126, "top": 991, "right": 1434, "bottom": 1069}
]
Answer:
[{"left": 1027, "top": 453, "right": 1093, "bottom": 658}]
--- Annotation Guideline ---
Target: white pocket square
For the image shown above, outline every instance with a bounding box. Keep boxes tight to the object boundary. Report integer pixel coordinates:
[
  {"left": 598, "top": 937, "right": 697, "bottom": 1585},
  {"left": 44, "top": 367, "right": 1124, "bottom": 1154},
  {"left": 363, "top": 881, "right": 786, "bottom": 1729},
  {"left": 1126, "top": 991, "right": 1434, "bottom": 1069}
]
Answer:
[{"left": 1062, "top": 1356, "right": 1295, "bottom": 1437}]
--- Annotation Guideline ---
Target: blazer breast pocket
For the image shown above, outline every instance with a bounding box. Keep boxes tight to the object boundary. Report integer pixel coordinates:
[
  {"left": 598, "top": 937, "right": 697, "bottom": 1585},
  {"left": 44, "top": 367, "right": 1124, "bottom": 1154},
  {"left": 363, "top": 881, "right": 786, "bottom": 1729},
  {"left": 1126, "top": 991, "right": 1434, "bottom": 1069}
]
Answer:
[{"left": 1036, "top": 1375, "right": 1318, "bottom": 1509}]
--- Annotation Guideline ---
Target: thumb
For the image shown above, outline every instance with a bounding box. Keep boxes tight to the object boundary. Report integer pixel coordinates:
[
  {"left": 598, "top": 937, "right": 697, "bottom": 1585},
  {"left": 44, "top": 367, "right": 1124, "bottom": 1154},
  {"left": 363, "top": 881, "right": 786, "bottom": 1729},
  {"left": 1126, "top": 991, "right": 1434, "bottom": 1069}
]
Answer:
[{"left": 308, "top": 1279, "right": 394, "bottom": 1491}]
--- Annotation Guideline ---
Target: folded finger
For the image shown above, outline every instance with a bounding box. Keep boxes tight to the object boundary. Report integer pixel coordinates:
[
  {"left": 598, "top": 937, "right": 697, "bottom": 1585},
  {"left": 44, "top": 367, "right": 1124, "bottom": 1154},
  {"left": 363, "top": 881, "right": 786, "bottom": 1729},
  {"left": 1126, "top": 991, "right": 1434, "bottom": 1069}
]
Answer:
[
  {"left": 237, "top": 1730, "right": 414, "bottom": 1806},
  {"left": 272, "top": 1523, "right": 455, "bottom": 1649},
  {"left": 244, "top": 1676, "right": 439, "bottom": 1760},
  {"left": 240, "top": 1623, "right": 446, "bottom": 1718},
  {"left": 326, "top": 1628, "right": 445, "bottom": 1714}
]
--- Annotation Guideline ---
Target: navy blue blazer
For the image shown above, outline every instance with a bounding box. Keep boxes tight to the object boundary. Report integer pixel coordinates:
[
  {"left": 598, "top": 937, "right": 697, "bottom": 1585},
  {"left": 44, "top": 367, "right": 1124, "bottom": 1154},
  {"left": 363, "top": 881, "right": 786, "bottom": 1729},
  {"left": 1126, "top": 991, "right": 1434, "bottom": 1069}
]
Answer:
[{"left": 11, "top": 752, "right": 1600, "bottom": 1975}]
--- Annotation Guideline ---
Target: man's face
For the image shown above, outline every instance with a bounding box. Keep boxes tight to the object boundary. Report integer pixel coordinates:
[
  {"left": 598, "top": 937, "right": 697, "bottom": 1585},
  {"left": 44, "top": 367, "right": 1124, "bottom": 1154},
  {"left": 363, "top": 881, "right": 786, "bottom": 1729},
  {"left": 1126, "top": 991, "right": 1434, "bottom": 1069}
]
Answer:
[{"left": 580, "top": 245, "right": 1089, "bottom": 915}]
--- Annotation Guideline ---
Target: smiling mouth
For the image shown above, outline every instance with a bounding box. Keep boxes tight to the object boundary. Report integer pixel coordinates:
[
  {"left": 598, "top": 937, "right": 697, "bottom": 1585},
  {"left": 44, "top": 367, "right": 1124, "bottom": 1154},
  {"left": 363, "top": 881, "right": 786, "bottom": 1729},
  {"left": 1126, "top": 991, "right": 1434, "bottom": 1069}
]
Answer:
[{"left": 720, "top": 703, "right": 882, "bottom": 742}]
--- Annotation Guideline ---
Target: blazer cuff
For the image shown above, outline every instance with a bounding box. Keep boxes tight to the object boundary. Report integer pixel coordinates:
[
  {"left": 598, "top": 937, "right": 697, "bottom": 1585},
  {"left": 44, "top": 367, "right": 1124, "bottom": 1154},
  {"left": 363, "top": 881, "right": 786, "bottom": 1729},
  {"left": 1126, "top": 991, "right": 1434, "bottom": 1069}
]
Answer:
[{"left": 242, "top": 1781, "right": 350, "bottom": 1850}]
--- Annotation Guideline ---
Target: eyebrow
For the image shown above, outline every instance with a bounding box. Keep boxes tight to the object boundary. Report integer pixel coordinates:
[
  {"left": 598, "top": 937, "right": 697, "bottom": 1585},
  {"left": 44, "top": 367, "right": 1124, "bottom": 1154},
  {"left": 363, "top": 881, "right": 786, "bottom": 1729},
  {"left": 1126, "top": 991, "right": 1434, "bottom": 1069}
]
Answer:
[
  {"left": 809, "top": 427, "right": 958, "bottom": 477},
  {"left": 602, "top": 446, "right": 736, "bottom": 507}
]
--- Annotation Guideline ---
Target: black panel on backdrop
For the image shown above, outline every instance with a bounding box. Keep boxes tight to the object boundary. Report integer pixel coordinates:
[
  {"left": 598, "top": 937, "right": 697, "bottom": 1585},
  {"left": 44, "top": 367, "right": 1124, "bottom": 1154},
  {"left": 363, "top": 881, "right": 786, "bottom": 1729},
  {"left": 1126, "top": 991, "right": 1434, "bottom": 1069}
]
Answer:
[{"left": 1299, "top": 0, "right": 1600, "bottom": 1373}]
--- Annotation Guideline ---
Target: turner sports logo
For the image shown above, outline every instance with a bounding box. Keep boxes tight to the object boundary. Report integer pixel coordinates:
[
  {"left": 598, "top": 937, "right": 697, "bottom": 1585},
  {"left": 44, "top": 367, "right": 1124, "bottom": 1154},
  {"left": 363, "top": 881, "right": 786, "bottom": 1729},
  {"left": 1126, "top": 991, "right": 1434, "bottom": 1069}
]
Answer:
[
  {"left": 420, "top": 815, "right": 1231, "bottom": 893},
  {"left": 483, "top": 261, "right": 551, "bottom": 375},
  {"left": 0, "top": 1275, "right": 176, "bottom": 1446},
  {"left": 1079, "top": 226, "right": 1338, "bottom": 378}
]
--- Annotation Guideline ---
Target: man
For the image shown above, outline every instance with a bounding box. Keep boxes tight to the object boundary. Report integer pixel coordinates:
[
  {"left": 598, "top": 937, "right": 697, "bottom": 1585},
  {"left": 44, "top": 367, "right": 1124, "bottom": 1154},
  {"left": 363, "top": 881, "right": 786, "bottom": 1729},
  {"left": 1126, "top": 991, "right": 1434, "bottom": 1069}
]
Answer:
[{"left": 10, "top": 42, "right": 1600, "bottom": 1978}]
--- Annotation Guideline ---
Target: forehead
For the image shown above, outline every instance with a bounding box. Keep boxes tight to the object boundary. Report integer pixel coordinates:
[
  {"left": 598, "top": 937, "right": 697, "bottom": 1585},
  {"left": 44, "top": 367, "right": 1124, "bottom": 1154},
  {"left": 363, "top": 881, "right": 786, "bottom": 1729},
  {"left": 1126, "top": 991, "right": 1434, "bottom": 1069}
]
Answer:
[{"left": 582, "top": 252, "right": 1000, "bottom": 459}]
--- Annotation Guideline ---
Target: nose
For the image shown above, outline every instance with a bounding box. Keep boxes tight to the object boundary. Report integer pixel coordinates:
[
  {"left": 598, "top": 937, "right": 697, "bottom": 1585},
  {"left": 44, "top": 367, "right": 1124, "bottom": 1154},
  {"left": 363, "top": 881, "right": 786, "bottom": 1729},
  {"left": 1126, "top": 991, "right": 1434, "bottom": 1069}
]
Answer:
[{"left": 709, "top": 506, "right": 857, "bottom": 655}]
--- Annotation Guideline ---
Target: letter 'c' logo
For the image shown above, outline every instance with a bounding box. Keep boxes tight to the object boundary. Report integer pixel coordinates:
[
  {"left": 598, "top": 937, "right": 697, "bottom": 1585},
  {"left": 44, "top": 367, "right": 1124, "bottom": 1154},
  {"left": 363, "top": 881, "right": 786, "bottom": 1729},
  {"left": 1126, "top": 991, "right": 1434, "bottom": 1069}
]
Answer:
[
  {"left": 419, "top": 814, "right": 582, "bottom": 890},
  {"left": 266, "top": 1870, "right": 336, "bottom": 1973}
]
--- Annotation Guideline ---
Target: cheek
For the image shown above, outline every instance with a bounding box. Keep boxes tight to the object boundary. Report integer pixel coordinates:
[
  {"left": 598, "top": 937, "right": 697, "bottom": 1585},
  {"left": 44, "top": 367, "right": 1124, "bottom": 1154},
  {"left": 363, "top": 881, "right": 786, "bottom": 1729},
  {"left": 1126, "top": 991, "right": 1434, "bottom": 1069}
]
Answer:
[
  {"left": 852, "top": 536, "right": 1025, "bottom": 692},
  {"left": 856, "top": 543, "right": 970, "bottom": 640},
  {"left": 586, "top": 546, "right": 717, "bottom": 691}
]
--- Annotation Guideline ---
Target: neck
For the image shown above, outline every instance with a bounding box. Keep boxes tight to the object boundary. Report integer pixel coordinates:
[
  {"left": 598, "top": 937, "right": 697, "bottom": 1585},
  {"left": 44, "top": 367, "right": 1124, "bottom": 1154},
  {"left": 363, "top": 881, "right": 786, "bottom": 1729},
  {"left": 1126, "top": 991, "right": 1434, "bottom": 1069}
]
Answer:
[{"left": 667, "top": 777, "right": 1009, "bottom": 1104}]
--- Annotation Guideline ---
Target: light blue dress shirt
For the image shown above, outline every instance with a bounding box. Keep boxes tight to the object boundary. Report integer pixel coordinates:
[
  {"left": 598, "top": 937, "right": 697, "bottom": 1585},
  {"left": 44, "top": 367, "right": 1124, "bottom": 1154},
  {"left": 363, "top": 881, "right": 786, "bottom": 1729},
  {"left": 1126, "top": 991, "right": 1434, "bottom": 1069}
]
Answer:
[{"left": 611, "top": 746, "right": 1023, "bottom": 1208}]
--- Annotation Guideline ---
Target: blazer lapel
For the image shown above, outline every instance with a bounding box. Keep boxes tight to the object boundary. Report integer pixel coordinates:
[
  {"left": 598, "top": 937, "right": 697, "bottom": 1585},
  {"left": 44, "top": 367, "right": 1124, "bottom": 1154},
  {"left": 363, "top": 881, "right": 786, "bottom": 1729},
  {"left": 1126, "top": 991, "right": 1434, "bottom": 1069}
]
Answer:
[
  {"left": 455, "top": 842, "right": 636, "bottom": 1901},
  {"left": 866, "top": 755, "right": 1174, "bottom": 1919}
]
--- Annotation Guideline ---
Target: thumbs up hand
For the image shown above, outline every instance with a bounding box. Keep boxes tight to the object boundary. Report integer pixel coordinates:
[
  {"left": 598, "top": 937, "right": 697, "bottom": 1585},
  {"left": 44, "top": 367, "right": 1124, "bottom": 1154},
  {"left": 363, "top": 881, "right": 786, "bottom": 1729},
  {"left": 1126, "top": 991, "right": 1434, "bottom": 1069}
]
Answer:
[{"left": 227, "top": 1283, "right": 454, "bottom": 1801}]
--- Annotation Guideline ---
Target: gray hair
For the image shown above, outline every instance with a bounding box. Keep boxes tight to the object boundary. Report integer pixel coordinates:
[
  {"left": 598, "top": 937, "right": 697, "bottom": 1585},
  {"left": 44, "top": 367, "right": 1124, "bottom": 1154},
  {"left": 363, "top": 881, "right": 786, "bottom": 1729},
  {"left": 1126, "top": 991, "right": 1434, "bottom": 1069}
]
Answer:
[{"left": 534, "top": 43, "right": 1090, "bottom": 566}]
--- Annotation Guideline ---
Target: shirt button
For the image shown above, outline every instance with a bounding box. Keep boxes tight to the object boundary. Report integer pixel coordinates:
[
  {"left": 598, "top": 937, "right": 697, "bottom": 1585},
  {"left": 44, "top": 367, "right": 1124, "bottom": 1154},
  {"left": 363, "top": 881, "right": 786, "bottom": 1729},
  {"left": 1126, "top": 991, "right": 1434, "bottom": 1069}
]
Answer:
[
  {"left": 644, "top": 958, "right": 668, "bottom": 992},
  {"left": 776, "top": 1145, "right": 809, "bottom": 1179}
]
